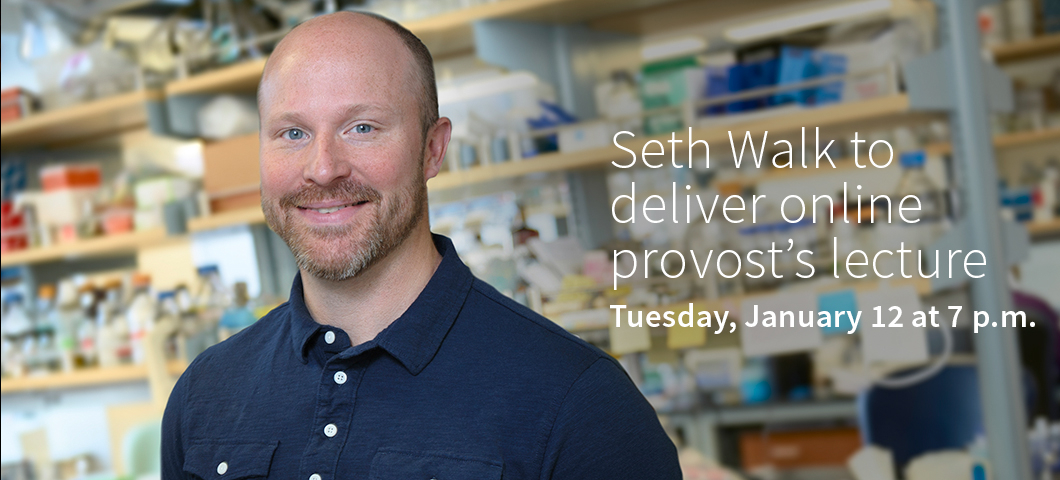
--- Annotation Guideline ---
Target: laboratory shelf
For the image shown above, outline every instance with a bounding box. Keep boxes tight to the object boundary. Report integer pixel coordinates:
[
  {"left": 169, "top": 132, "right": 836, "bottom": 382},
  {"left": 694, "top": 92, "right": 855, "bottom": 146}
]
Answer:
[
  {"left": 0, "top": 228, "right": 175, "bottom": 268},
  {"left": 991, "top": 33, "right": 1060, "bottom": 64},
  {"left": 0, "top": 361, "right": 186, "bottom": 394},
  {"left": 0, "top": 89, "right": 163, "bottom": 151}
]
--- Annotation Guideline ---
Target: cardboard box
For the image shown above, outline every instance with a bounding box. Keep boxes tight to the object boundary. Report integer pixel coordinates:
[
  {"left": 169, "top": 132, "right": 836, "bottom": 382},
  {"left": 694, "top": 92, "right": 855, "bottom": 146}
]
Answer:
[
  {"left": 202, "top": 133, "right": 261, "bottom": 213},
  {"left": 740, "top": 427, "right": 861, "bottom": 470},
  {"left": 1, "top": 88, "right": 32, "bottom": 124},
  {"left": 40, "top": 163, "right": 102, "bottom": 191}
]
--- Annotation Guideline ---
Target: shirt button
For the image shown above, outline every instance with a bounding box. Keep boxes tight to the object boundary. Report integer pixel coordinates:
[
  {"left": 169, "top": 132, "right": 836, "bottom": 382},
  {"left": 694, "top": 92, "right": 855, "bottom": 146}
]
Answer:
[
  {"left": 324, "top": 423, "right": 338, "bottom": 437},
  {"left": 324, "top": 330, "right": 336, "bottom": 344},
  {"left": 217, "top": 462, "right": 228, "bottom": 475},
  {"left": 309, "top": 474, "right": 321, "bottom": 480},
  {"left": 334, "top": 371, "right": 347, "bottom": 384}
]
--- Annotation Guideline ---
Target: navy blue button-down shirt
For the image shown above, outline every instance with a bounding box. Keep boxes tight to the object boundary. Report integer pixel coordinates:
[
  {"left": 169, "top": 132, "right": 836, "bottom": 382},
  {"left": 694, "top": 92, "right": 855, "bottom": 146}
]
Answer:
[{"left": 161, "top": 234, "right": 680, "bottom": 479}]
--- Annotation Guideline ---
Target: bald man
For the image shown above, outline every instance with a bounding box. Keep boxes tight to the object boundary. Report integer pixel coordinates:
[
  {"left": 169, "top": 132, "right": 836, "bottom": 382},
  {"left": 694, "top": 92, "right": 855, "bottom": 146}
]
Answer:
[{"left": 161, "top": 12, "right": 681, "bottom": 480}]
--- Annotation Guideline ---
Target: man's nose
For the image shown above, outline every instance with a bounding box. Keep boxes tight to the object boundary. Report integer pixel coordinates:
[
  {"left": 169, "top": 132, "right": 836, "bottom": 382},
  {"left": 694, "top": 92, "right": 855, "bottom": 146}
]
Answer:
[{"left": 304, "top": 134, "right": 352, "bottom": 185}]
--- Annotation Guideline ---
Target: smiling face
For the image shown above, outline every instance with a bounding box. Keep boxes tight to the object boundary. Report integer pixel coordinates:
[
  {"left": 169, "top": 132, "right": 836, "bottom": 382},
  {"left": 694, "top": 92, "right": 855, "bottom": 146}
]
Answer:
[{"left": 258, "top": 13, "right": 441, "bottom": 281}]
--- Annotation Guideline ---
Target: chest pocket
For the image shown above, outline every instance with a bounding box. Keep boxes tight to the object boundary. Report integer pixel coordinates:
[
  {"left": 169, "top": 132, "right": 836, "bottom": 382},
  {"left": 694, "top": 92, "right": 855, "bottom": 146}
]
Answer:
[
  {"left": 368, "top": 448, "right": 502, "bottom": 480},
  {"left": 184, "top": 441, "right": 278, "bottom": 479}
]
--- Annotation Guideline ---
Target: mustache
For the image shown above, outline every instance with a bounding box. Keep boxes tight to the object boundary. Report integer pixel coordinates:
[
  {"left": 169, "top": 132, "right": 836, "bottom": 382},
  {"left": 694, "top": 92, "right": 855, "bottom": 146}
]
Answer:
[{"left": 278, "top": 179, "right": 382, "bottom": 209}]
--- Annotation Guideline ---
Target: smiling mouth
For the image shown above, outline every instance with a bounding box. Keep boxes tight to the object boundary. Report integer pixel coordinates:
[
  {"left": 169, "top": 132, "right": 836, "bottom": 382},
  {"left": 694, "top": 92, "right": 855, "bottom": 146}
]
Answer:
[{"left": 297, "top": 200, "right": 369, "bottom": 214}]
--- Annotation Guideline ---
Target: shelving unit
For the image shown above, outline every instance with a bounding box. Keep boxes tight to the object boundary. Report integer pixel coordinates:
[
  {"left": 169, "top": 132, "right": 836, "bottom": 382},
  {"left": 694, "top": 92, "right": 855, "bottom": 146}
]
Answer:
[
  {"left": 0, "top": 361, "right": 186, "bottom": 394},
  {"left": 0, "top": 228, "right": 174, "bottom": 268},
  {"left": 0, "top": 89, "right": 163, "bottom": 151},
  {"left": 991, "top": 33, "right": 1060, "bottom": 64},
  {"left": 1027, "top": 217, "right": 1060, "bottom": 241},
  {"left": 699, "top": 399, "right": 857, "bottom": 427},
  {"left": 432, "top": 94, "right": 923, "bottom": 189},
  {"left": 187, "top": 207, "right": 266, "bottom": 232},
  {"left": 160, "top": 0, "right": 695, "bottom": 94},
  {"left": 165, "top": 58, "right": 268, "bottom": 96}
]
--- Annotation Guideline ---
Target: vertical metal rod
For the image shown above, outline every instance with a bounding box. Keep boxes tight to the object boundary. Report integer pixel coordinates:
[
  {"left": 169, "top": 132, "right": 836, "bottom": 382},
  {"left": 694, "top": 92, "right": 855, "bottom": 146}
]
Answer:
[
  {"left": 940, "top": 1, "right": 1032, "bottom": 478},
  {"left": 552, "top": 25, "right": 577, "bottom": 117}
]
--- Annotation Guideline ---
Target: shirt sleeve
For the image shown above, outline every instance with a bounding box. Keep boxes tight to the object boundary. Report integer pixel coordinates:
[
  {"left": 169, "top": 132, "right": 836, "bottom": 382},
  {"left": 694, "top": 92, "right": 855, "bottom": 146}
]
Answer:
[
  {"left": 161, "top": 368, "right": 190, "bottom": 479},
  {"left": 541, "top": 357, "right": 682, "bottom": 480}
]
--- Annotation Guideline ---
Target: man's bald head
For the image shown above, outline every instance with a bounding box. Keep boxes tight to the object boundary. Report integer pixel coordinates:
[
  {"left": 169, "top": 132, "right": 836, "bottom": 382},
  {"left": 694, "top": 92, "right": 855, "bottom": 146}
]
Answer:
[{"left": 259, "top": 11, "right": 438, "bottom": 140}]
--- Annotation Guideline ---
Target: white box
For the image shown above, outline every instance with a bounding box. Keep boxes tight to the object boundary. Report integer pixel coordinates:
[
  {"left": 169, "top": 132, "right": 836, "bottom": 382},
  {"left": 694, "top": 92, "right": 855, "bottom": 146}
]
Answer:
[
  {"left": 16, "top": 188, "right": 99, "bottom": 227},
  {"left": 558, "top": 121, "right": 614, "bottom": 153}
]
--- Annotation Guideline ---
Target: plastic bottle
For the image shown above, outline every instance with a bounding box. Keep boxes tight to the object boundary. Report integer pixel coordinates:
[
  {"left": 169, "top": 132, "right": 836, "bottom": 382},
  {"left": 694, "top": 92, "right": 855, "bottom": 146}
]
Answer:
[
  {"left": 125, "top": 274, "right": 154, "bottom": 365},
  {"left": 96, "top": 279, "right": 128, "bottom": 368},
  {"left": 1036, "top": 161, "right": 1058, "bottom": 221},
  {"left": 187, "top": 266, "right": 227, "bottom": 358},
  {"left": 33, "top": 285, "right": 60, "bottom": 373},
  {"left": 76, "top": 283, "right": 100, "bottom": 368},
  {"left": 1, "top": 292, "right": 33, "bottom": 377},
  {"left": 155, "top": 290, "right": 181, "bottom": 360},
  {"left": 219, "top": 282, "right": 257, "bottom": 341},
  {"left": 55, "top": 280, "right": 80, "bottom": 372},
  {"left": 894, "top": 150, "right": 947, "bottom": 249},
  {"left": 194, "top": 265, "right": 228, "bottom": 326}
]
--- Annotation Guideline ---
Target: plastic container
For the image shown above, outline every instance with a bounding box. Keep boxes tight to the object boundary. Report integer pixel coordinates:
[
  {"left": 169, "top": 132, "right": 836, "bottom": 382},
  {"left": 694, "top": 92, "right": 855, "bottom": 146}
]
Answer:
[
  {"left": 2, "top": 292, "right": 33, "bottom": 377},
  {"left": 125, "top": 274, "right": 154, "bottom": 365},
  {"left": 219, "top": 282, "right": 257, "bottom": 341}
]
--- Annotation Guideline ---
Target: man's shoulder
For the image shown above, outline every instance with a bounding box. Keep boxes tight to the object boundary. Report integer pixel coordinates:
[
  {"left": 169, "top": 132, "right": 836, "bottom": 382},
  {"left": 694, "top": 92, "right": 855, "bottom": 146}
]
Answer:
[
  {"left": 180, "top": 302, "right": 291, "bottom": 380},
  {"left": 460, "top": 278, "right": 618, "bottom": 372}
]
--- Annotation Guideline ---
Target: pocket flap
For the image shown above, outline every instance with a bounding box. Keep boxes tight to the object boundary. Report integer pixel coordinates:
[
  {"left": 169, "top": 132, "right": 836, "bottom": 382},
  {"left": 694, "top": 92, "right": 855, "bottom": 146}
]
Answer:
[
  {"left": 184, "top": 441, "right": 278, "bottom": 479},
  {"left": 368, "top": 449, "right": 502, "bottom": 480}
]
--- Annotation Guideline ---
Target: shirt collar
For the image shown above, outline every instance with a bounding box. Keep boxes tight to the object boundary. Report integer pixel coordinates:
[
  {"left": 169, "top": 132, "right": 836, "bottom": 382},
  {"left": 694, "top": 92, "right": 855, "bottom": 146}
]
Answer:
[{"left": 287, "top": 234, "right": 474, "bottom": 375}]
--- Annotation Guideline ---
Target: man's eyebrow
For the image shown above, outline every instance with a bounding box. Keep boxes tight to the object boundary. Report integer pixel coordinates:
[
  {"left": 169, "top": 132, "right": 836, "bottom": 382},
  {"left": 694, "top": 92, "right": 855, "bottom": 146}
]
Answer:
[
  {"left": 270, "top": 111, "right": 309, "bottom": 127},
  {"left": 266, "top": 104, "right": 395, "bottom": 127},
  {"left": 338, "top": 103, "right": 396, "bottom": 119}
]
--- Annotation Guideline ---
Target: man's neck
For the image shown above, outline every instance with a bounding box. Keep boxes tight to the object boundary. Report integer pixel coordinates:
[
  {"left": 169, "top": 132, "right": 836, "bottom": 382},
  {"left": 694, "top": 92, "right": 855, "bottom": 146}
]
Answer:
[{"left": 299, "top": 227, "right": 442, "bottom": 346}]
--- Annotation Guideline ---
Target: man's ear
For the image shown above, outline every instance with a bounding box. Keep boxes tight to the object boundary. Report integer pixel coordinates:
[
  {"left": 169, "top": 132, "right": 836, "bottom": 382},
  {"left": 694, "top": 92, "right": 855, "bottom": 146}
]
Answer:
[{"left": 423, "top": 117, "right": 452, "bottom": 181}]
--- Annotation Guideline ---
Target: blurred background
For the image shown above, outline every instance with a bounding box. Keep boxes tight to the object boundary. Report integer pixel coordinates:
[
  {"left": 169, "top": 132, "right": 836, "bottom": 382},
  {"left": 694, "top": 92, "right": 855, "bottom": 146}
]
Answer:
[{"left": 0, "top": 0, "right": 1058, "bottom": 479}]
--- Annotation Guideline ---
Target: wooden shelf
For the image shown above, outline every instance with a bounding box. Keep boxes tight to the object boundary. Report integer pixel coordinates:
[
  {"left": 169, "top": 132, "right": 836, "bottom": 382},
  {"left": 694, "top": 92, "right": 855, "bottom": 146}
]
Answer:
[
  {"left": 923, "top": 126, "right": 1060, "bottom": 157},
  {"left": 991, "top": 34, "right": 1060, "bottom": 64},
  {"left": 703, "top": 400, "right": 857, "bottom": 426},
  {"left": 188, "top": 207, "right": 266, "bottom": 232},
  {"left": 1027, "top": 218, "right": 1060, "bottom": 241},
  {"left": 992, "top": 127, "right": 1060, "bottom": 149},
  {"left": 1, "top": 361, "right": 186, "bottom": 394},
  {"left": 590, "top": 0, "right": 819, "bottom": 36},
  {"left": 0, "top": 90, "right": 163, "bottom": 151},
  {"left": 0, "top": 228, "right": 177, "bottom": 268},
  {"left": 165, "top": 58, "right": 268, "bottom": 96},
  {"left": 161, "top": 0, "right": 689, "bottom": 94},
  {"left": 430, "top": 94, "right": 923, "bottom": 190}
]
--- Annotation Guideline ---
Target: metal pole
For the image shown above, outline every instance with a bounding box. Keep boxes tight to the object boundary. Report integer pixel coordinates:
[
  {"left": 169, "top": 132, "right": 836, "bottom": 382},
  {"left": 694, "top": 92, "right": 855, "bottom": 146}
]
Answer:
[{"left": 939, "top": 1, "right": 1032, "bottom": 478}]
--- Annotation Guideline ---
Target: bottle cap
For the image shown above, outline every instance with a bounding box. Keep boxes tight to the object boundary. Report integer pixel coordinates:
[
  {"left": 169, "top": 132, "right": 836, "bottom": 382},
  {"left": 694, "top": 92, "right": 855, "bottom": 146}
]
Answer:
[
  {"left": 38, "top": 284, "right": 56, "bottom": 300},
  {"left": 900, "top": 150, "right": 926, "bottom": 168},
  {"left": 197, "top": 265, "right": 220, "bottom": 276},
  {"left": 132, "top": 273, "right": 151, "bottom": 288}
]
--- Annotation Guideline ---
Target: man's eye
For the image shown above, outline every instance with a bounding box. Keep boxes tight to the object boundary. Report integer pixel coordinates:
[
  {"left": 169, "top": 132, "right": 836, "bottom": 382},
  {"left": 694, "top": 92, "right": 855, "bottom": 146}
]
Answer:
[
  {"left": 284, "top": 128, "right": 306, "bottom": 140},
  {"left": 353, "top": 124, "right": 373, "bottom": 134}
]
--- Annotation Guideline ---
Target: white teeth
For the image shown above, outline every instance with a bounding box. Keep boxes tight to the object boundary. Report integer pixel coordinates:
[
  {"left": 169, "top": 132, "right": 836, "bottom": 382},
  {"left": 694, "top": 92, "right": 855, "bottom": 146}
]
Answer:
[{"left": 312, "top": 204, "right": 351, "bottom": 214}]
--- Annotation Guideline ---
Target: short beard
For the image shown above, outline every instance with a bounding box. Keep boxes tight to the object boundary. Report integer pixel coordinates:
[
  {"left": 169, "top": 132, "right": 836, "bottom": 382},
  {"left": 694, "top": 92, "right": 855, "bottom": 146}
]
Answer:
[{"left": 262, "top": 177, "right": 427, "bottom": 282}]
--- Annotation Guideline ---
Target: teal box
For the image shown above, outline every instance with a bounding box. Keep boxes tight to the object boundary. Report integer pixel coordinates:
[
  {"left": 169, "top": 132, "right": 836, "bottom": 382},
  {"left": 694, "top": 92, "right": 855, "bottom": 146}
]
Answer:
[
  {"left": 818, "top": 289, "right": 858, "bottom": 335},
  {"left": 640, "top": 56, "right": 698, "bottom": 135}
]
